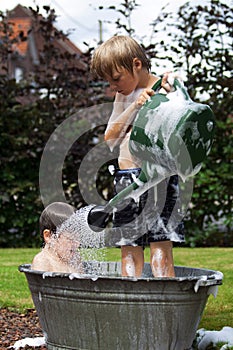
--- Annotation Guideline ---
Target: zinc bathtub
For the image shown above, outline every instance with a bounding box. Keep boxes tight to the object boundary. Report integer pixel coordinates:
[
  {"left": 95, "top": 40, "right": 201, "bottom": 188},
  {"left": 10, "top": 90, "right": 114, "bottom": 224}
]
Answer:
[{"left": 19, "top": 262, "right": 223, "bottom": 350}]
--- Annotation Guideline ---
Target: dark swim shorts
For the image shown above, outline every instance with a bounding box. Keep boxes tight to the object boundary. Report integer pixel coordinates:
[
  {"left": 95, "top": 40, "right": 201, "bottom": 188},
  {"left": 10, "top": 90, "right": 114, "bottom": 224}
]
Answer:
[{"left": 112, "top": 168, "right": 185, "bottom": 247}]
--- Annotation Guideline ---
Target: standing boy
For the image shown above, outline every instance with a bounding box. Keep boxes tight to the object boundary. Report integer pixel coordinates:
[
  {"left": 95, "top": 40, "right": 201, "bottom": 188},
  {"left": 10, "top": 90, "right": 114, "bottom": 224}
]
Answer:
[{"left": 91, "top": 35, "right": 184, "bottom": 278}]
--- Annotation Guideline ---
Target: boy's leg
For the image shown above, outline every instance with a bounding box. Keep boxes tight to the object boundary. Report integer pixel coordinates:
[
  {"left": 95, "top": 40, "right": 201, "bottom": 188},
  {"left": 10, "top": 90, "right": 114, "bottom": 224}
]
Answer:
[
  {"left": 150, "top": 241, "right": 175, "bottom": 277},
  {"left": 121, "top": 246, "right": 144, "bottom": 277}
]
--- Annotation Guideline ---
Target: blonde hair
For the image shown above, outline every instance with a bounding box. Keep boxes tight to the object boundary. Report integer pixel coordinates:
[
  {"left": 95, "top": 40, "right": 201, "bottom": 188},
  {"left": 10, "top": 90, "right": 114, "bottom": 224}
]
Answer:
[{"left": 90, "top": 35, "right": 151, "bottom": 79}]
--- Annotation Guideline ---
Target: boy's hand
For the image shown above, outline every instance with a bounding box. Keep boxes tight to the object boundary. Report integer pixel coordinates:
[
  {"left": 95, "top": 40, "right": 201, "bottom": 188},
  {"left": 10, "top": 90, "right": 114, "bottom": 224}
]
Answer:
[
  {"left": 160, "top": 72, "right": 182, "bottom": 93},
  {"left": 135, "top": 88, "right": 155, "bottom": 109}
]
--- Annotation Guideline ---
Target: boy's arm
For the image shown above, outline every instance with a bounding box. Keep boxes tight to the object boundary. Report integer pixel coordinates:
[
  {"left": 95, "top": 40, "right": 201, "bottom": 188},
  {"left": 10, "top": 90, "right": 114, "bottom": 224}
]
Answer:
[
  {"left": 104, "top": 73, "right": 181, "bottom": 150},
  {"left": 105, "top": 89, "right": 154, "bottom": 150},
  {"left": 104, "top": 92, "right": 140, "bottom": 150}
]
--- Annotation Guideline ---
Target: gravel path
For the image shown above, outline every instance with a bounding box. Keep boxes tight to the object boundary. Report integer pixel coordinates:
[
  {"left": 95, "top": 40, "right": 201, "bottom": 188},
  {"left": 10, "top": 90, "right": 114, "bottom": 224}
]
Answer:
[{"left": 0, "top": 308, "right": 47, "bottom": 350}]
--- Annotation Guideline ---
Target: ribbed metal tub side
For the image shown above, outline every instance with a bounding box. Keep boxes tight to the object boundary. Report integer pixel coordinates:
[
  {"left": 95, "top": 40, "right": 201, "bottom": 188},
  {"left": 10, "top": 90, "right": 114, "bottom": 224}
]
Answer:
[{"left": 19, "top": 262, "right": 223, "bottom": 350}]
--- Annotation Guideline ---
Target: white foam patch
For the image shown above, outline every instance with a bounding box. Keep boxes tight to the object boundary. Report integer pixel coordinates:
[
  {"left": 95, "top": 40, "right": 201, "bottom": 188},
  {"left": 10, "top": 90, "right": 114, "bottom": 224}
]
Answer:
[
  {"left": 125, "top": 253, "right": 136, "bottom": 277},
  {"left": 12, "top": 337, "right": 46, "bottom": 349},
  {"left": 42, "top": 271, "right": 54, "bottom": 279},
  {"left": 196, "top": 327, "right": 233, "bottom": 350}
]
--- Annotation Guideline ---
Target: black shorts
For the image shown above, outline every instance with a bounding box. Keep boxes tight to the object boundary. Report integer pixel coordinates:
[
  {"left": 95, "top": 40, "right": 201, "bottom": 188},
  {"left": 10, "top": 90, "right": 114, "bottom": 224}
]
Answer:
[{"left": 112, "top": 168, "right": 185, "bottom": 247}]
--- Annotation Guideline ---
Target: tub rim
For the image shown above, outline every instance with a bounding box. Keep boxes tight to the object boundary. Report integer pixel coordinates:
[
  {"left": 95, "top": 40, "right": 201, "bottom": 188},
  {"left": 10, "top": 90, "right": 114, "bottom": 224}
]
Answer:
[{"left": 18, "top": 262, "right": 223, "bottom": 286}]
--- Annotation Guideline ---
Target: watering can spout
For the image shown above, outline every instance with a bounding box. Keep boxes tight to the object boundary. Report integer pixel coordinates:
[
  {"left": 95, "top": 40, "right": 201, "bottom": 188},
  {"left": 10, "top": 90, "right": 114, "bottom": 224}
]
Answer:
[
  {"left": 87, "top": 205, "right": 110, "bottom": 232},
  {"left": 87, "top": 170, "right": 150, "bottom": 232}
]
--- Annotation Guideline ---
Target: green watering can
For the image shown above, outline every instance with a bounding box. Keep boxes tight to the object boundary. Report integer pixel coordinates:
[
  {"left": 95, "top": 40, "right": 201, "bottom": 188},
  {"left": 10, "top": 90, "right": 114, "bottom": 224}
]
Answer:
[{"left": 88, "top": 78, "right": 216, "bottom": 234}]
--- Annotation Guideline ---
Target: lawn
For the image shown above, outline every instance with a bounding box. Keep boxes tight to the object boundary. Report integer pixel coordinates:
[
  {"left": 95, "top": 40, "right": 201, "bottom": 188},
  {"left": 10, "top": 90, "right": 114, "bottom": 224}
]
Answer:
[{"left": 0, "top": 247, "right": 232, "bottom": 331}]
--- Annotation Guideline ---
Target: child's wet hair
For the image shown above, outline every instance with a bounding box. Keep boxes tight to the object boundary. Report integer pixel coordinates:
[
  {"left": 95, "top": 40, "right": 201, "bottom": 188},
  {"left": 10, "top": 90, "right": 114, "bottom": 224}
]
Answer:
[
  {"left": 90, "top": 35, "right": 151, "bottom": 79},
  {"left": 39, "top": 202, "right": 76, "bottom": 240}
]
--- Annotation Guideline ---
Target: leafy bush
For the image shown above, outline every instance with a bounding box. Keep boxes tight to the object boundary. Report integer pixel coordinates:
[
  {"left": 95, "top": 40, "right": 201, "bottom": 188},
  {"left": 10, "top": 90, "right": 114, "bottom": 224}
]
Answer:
[{"left": 0, "top": 1, "right": 232, "bottom": 246}]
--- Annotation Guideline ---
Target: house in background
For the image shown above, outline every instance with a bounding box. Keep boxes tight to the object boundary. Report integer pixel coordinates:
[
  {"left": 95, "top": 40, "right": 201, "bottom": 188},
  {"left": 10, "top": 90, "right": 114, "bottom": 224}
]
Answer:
[{"left": 1, "top": 4, "right": 85, "bottom": 82}]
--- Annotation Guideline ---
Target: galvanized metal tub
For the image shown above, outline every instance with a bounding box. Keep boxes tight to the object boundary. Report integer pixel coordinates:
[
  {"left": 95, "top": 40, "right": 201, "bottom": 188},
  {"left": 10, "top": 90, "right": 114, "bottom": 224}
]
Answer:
[{"left": 19, "top": 262, "right": 223, "bottom": 350}]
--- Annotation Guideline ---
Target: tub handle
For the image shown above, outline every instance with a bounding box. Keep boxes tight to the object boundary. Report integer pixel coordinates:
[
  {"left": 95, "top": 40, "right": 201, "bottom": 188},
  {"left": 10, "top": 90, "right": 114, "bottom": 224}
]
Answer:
[{"left": 194, "top": 272, "right": 223, "bottom": 293}]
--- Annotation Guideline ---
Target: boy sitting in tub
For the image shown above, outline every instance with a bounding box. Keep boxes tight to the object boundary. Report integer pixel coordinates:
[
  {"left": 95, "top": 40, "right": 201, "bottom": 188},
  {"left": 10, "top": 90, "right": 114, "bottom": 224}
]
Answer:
[{"left": 31, "top": 202, "right": 83, "bottom": 274}]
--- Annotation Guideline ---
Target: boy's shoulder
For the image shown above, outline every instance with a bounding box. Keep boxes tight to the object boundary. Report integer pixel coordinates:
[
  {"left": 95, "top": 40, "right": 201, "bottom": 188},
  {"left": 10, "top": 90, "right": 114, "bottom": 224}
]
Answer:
[{"left": 31, "top": 249, "right": 53, "bottom": 271}]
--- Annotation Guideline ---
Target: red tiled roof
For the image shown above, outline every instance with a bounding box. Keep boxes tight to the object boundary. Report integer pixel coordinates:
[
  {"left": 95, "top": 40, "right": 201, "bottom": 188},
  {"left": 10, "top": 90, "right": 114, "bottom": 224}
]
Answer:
[
  {"left": 5, "top": 4, "right": 82, "bottom": 57},
  {"left": 10, "top": 17, "right": 32, "bottom": 55}
]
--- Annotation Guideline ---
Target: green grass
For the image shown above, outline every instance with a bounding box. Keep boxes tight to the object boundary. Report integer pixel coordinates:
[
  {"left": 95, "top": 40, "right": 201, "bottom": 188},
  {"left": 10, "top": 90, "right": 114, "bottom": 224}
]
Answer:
[
  {"left": 0, "top": 247, "right": 233, "bottom": 331},
  {"left": 0, "top": 248, "right": 39, "bottom": 310}
]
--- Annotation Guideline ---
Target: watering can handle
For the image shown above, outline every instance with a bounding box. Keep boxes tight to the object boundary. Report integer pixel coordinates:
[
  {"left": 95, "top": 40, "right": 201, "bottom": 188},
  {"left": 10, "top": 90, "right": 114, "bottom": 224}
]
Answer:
[{"left": 152, "top": 78, "right": 190, "bottom": 101}]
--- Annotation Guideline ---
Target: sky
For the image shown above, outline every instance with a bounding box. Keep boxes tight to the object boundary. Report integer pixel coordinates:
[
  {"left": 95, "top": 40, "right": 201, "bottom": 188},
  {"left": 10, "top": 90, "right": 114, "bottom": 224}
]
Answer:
[{"left": 1, "top": 0, "right": 196, "bottom": 51}]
